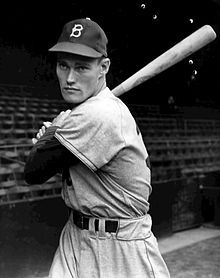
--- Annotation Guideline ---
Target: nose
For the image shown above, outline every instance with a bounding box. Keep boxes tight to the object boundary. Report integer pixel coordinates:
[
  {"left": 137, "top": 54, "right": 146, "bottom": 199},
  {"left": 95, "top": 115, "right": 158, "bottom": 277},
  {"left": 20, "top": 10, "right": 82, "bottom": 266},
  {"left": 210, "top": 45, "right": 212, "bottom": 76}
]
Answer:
[{"left": 67, "top": 69, "right": 76, "bottom": 85}]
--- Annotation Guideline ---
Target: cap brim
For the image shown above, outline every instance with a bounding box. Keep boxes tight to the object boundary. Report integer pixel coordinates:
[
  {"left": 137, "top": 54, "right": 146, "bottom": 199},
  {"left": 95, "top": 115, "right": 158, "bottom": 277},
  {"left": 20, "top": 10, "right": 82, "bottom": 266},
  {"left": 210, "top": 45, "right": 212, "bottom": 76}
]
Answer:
[{"left": 48, "top": 42, "right": 103, "bottom": 58}]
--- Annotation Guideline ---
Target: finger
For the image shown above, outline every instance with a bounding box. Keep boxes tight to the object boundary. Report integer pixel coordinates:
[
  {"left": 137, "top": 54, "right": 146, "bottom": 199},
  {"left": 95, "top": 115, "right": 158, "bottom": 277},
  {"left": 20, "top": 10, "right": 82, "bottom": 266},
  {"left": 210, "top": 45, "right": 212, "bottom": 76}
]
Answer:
[
  {"left": 41, "top": 126, "right": 46, "bottom": 134},
  {"left": 60, "top": 109, "right": 71, "bottom": 118},
  {"left": 43, "top": 121, "right": 52, "bottom": 128},
  {"left": 66, "top": 109, "right": 71, "bottom": 113},
  {"left": 40, "top": 126, "right": 46, "bottom": 136},
  {"left": 32, "top": 138, "right": 38, "bottom": 145},
  {"left": 61, "top": 109, "right": 71, "bottom": 115},
  {"left": 39, "top": 128, "right": 43, "bottom": 137}
]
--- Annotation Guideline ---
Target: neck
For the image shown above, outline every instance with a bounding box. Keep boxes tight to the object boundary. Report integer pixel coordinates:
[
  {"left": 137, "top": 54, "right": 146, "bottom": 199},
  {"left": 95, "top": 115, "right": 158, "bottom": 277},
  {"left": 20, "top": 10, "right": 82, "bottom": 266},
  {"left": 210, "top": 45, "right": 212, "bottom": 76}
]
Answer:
[{"left": 95, "top": 79, "right": 107, "bottom": 96}]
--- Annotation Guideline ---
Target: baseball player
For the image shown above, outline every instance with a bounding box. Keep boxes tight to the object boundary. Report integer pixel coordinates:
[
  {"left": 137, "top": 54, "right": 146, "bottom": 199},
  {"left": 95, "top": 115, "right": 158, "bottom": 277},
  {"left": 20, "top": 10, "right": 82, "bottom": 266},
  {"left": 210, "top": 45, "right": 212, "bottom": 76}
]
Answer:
[{"left": 24, "top": 18, "right": 170, "bottom": 278}]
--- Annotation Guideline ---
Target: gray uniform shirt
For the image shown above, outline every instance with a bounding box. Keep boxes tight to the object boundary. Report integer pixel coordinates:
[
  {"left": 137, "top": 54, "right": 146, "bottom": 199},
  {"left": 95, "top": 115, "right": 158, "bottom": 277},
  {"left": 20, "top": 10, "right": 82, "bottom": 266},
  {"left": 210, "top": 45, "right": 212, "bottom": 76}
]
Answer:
[{"left": 55, "top": 87, "right": 151, "bottom": 219}]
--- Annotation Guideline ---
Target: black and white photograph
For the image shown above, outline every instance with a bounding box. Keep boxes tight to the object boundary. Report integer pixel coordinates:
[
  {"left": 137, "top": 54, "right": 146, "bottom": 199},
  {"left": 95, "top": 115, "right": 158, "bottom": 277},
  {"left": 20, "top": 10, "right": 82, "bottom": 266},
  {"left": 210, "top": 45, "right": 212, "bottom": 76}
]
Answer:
[{"left": 0, "top": 1, "right": 220, "bottom": 277}]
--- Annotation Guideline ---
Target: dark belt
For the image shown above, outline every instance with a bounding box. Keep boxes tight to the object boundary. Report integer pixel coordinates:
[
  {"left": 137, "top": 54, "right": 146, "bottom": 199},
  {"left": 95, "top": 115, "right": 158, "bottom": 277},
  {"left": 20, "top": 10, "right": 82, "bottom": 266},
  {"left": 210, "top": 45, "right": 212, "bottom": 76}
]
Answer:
[{"left": 72, "top": 210, "right": 118, "bottom": 233}]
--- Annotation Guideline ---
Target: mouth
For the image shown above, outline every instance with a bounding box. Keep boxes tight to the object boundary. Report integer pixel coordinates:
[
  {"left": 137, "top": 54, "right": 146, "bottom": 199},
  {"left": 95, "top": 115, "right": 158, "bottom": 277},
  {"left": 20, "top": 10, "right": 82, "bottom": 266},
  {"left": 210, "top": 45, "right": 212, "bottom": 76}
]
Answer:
[{"left": 63, "top": 87, "right": 80, "bottom": 93}]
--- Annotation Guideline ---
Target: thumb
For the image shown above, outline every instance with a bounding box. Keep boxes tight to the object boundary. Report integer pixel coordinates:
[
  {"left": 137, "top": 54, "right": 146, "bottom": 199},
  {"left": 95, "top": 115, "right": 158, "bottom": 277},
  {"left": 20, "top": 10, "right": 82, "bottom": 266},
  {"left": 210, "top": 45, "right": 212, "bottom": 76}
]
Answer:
[
  {"left": 32, "top": 138, "right": 38, "bottom": 145},
  {"left": 43, "top": 121, "right": 52, "bottom": 128}
]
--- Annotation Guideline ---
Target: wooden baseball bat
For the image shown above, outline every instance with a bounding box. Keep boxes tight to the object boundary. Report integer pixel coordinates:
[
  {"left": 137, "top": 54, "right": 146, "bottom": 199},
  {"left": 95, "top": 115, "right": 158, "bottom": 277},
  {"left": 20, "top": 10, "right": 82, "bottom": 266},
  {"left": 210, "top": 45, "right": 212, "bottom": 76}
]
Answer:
[{"left": 112, "top": 25, "right": 216, "bottom": 97}]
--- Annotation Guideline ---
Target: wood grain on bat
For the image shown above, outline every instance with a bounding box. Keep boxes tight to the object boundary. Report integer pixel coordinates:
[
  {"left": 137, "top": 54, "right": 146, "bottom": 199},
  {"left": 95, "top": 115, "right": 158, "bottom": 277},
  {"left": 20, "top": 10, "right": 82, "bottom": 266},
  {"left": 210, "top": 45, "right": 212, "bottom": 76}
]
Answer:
[{"left": 112, "top": 25, "right": 216, "bottom": 97}]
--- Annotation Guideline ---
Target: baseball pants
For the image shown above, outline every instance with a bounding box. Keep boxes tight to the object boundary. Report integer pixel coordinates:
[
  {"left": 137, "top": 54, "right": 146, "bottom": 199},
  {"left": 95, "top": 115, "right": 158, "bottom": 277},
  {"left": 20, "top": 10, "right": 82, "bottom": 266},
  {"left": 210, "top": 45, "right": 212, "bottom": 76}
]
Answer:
[{"left": 49, "top": 213, "right": 170, "bottom": 278}]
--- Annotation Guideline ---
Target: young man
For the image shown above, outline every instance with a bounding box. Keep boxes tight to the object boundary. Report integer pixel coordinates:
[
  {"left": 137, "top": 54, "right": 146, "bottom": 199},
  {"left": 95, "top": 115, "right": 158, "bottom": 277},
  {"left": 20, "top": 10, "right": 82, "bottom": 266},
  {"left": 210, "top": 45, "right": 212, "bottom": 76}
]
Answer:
[{"left": 24, "top": 18, "right": 170, "bottom": 278}]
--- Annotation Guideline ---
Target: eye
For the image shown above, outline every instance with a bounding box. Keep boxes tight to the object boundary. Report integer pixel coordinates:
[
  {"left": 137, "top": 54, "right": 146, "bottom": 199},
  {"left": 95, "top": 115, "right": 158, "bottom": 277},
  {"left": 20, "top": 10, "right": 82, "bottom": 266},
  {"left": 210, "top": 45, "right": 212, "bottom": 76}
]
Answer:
[
  {"left": 75, "top": 65, "right": 88, "bottom": 72},
  {"left": 57, "top": 61, "right": 68, "bottom": 71}
]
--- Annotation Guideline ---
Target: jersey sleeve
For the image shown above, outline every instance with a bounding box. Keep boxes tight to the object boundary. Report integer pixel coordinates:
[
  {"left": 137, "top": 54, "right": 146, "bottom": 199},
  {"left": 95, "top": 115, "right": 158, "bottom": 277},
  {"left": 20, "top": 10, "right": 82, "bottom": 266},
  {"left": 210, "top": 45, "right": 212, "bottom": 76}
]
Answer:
[{"left": 54, "top": 101, "right": 125, "bottom": 171}]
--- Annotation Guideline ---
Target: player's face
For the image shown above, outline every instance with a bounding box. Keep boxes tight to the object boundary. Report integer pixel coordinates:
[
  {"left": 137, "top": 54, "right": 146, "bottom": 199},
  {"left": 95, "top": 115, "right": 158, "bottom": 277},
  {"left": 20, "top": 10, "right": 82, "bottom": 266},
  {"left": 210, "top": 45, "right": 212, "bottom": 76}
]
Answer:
[{"left": 56, "top": 53, "right": 106, "bottom": 104}]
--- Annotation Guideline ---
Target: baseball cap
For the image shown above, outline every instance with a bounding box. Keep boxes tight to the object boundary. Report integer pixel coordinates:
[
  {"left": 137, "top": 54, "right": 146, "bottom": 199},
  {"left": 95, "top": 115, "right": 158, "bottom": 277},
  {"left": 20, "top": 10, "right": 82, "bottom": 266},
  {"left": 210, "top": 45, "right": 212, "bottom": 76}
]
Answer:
[{"left": 49, "top": 18, "right": 108, "bottom": 58}]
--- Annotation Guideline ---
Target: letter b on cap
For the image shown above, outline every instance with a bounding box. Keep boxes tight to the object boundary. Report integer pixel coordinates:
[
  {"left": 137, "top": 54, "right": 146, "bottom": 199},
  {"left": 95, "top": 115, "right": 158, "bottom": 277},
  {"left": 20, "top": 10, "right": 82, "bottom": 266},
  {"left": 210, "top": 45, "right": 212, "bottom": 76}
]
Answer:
[{"left": 70, "top": 24, "right": 83, "bottom": 38}]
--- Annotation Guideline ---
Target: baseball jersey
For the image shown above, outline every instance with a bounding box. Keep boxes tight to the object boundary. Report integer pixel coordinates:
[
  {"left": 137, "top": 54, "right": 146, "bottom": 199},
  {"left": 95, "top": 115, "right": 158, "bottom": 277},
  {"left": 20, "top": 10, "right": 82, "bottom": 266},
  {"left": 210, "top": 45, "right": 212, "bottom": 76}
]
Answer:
[
  {"left": 54, "top": 87, "right": 151, "bottom": 219},
  {"left": 49, "top": 87, "right": 171, "bottom": 278}
]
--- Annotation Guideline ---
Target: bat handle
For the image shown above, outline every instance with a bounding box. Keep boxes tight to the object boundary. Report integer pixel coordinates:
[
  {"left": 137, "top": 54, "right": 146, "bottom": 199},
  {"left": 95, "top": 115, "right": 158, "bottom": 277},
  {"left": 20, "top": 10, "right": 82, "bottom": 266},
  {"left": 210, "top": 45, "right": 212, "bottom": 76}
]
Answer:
[{"left": 112, "top": 84, "right": 126, "bottom": 97}]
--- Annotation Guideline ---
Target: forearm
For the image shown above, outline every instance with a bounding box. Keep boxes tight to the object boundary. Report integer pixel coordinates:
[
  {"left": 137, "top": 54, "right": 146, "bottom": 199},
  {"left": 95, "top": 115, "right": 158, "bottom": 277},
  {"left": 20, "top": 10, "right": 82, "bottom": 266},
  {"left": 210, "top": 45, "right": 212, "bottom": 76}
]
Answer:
[{"left": 24, "top": 126, "right": 75, "bottom": 185}]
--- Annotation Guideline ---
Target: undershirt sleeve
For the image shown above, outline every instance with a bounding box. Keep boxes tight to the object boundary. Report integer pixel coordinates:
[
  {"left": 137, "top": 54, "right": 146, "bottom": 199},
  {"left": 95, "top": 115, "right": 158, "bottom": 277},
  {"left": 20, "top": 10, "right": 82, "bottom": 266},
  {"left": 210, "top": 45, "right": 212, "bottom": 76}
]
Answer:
[{"left": 24, "top": 126, "right": 78, "bottom": 185}]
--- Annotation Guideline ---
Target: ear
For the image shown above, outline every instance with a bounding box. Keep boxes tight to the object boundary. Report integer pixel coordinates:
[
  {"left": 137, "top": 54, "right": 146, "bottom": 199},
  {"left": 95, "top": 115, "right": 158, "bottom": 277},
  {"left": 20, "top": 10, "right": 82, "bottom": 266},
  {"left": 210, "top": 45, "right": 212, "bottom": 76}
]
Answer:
[{"left": 99, "top": 58, "right": 110, "bottom": 77}]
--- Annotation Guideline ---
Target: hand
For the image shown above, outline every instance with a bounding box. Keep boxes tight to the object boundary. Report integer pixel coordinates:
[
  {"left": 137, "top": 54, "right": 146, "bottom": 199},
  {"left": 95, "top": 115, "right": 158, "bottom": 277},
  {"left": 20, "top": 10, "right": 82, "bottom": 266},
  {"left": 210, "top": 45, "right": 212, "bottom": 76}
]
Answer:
[
  {"left": 52, "top": 109, "right": 72, "bottom": 127},
  {"left": 32, "top": 121, "right": 52, "bottom": 145}
]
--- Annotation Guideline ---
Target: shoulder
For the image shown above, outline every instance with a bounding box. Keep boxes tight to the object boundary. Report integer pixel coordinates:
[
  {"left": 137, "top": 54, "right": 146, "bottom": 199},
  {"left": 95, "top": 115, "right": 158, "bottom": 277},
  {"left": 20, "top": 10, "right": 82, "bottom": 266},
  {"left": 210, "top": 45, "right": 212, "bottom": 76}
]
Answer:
[
  {"left": 61, "top": 88, "right": 134, "bottom": 131},
  {"left": 75, "top": 88, "right": 124, "bottom": 124}
]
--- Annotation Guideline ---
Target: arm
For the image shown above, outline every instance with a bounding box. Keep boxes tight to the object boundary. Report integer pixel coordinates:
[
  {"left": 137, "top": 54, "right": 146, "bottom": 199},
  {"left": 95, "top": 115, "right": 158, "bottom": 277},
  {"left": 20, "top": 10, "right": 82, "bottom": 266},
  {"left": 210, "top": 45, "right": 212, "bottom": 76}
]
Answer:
[{"left": 24, "top": 112, "right": 78, "bottom": 185}]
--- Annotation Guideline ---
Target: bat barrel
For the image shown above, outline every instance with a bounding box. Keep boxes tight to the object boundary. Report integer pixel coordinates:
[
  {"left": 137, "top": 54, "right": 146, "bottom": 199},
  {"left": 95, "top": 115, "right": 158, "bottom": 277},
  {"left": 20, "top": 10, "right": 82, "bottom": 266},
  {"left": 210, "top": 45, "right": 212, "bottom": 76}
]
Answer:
[{"left": 112, "top": 25, "right": 216, "bottom": 97}]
